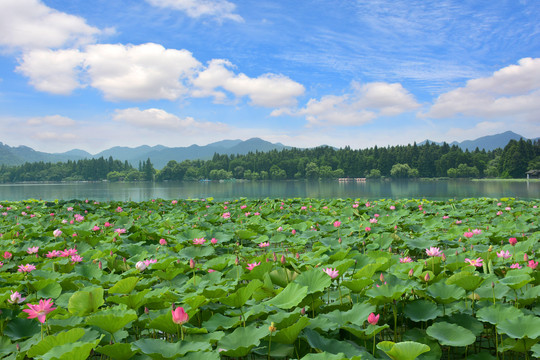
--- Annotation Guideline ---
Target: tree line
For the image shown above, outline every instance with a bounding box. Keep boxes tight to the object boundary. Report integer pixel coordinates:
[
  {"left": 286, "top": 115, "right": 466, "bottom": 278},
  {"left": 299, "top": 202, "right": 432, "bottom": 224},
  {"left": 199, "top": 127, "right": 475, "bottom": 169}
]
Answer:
[{"left": 0, "top": 139, "right": 538, "bottom": 183}]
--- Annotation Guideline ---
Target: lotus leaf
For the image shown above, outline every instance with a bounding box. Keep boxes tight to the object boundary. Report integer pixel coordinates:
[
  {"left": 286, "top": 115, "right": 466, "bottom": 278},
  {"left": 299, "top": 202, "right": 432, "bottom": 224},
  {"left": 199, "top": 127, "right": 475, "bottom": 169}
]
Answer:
[{"left": 377, "top": 341, "right": 431, "bottom": 360}]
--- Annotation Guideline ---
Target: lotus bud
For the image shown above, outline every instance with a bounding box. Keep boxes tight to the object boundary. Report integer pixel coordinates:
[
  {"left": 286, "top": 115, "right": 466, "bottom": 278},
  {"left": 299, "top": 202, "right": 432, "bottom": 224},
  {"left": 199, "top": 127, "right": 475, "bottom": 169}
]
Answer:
[
  {"left": 123, "top": 257, "right": 126, "bottom": 263},
  {"left": 273, "top": 252, "right": 277, "bottom": 262},
  {"left": 301, "top": 307, "right": 306, "bottom": 315},
  {"left": 488, "top": 245, "right": 493, "bottom": 252},
  {"left": 144, "top": 307, "right": 149, "bottom": 314},
  {"left": 424, "top": 273, "right": 430, "bottom": 282},
  {"left": 190, "top": 258, "right": 195, "bottom": 268},
  {"left": 296, "top": 253, "right": 300, "bottom": 259},
  {"left": 524, "top": 253, "right": 528, "bottom": 261},
  {"left": 379, "top": 273, "right": 385, "bottom": 283},
  {"left": 110, "top": 251, "right": 113, "bottom": 256},
  {"left": 269, "top": 322, "right": 277, "bottom": 332},
  {"left": 98, "top": 261, "right": 102, "bottom": 270},
  {"left": 281, "top": 255, "right": 286, "bottom": 264},
  {"left": 491, "top": 282, "right": 495, "bottom": 288},
  {"left": 408, "top": 268, "right": 414, "bottom": 277},
  {"left": 441, "top": 253, "right": 446, "bottom": 262},
  {"left": 16, "top": 344, "right": 20, "bottom": 352},
  {"left": 338, "top": 238, "right": 342, "bottom": 244}
]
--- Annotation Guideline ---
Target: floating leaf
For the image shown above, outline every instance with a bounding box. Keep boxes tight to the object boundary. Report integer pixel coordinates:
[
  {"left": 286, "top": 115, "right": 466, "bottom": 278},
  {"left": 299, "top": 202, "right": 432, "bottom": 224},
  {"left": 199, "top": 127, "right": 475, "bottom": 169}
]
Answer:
[
  {"left": 217, "top": 325, "right": 268, "bottom": 357},
  {"left": 295, "top": 268, "right": 332, "bottom": 294},
  {"left": 427, "top": 281, "right": 466, "bottom": 304},
  {"left": 476, "top": 304, "right": 524, "bottom": 325},
  {"left": 497, "top": 315, "right": 540, "bottom": 339},
  {"left": 271, "top": 316, "right": 310, "bottom": 344},
  {"left": 28, "top": 328, "right": 85, "bottom": 358},
  {"left": 264, "top": 282, "right": 308, "bottom": 309},
  {"left": 220, "top": 279, "right": 262, "bottom": 308},
  {"left": 41, "top": 338, "right": 101, "bottom": 360},
  {"left": 446, "top": 272, "right": 484, "bottom": 291},
  {"left": 133, "top": 338, "right": 211, "bottom": 359},
  {"left": 108, "top": 276, "right": 139, "bottom": 294},
  {"left": 95, "top": 343, "right": 138, "bottom": 360}
]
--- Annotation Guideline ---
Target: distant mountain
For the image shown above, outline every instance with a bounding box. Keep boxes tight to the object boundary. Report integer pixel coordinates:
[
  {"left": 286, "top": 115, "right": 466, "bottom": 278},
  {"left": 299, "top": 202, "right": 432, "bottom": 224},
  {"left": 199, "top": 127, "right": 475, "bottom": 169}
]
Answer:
[
  {"left": 420, "top": 131, "right": 538, "bottom": 151},
  {"left": 0, "top": 138, "right": 290, "bottom": 169}
]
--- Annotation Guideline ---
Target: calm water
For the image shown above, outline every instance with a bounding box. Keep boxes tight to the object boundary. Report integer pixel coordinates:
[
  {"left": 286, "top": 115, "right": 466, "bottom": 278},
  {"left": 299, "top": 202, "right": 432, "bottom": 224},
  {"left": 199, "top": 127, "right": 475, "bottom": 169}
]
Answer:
[{"left": 0, "top": 180, "right": 538, "bottom": 202}]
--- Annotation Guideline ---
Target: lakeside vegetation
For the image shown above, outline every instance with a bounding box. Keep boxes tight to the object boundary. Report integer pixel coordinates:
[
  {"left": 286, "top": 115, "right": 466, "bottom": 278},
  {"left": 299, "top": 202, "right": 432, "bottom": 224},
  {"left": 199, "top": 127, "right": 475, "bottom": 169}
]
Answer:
[
  {"left": 0, "top": 139, "right": 538, "bottom": 183},
  {"left": 0, "top": 197, "right": 538, "bottom": 359}
]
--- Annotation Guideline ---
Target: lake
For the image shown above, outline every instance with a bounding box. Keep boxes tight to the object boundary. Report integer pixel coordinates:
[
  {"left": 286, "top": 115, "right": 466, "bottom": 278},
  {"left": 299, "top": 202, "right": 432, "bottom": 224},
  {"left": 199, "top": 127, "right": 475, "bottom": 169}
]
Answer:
[{"left": 0, "top": 179, "right": 538, "bottom": 202}]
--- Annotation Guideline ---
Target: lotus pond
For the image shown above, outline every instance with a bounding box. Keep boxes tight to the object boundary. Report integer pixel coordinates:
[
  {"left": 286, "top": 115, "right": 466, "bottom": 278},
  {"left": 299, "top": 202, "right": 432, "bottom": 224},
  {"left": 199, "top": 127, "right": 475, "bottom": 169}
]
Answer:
[{"left": 0, "top": 197, "right": 538, "bottom": 360}]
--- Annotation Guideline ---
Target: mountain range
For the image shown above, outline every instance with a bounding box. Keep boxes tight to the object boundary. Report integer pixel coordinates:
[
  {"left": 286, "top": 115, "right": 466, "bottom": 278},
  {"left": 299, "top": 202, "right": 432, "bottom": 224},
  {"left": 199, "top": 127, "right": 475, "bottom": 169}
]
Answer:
[{"left": 0, "top": 131, "right": 536, "bottom": 169}]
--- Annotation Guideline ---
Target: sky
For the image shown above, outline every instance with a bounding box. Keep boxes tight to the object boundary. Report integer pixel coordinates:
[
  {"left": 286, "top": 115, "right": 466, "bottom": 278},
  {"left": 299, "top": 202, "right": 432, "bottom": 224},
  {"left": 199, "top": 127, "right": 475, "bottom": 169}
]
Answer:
[{"left": 0, "top": 0, "right": 539, "bottom": 154}]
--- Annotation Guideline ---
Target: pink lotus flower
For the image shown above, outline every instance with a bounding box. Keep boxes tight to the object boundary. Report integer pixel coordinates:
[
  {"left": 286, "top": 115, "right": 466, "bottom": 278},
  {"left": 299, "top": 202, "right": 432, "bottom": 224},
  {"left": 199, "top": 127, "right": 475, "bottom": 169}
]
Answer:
[
  {"left": 323, "top": 268, "right": 339, "bottom": 279},
  {"left": 53, "top": 229, "right": 62, "bottom": 237},
  {"left": 365, "top": 227, "right": 371, "bottom": 232},
  {"left": 291, "top": 229, "right": 296, "bottom": 235},
  {"left": 116, "top": 206, "right": 123, "bottom": 212},
  {"left": 390, "top": 205, "right": 395, "bottom": 210},
  {"left": 3, "top": 251, "right": 12, "bottom": 260},
  {"left": 258, "top": 242, "right": 270, "bottom": 248},
  {"left": 8, "top": 291, "right": 26, "bottom": 304},
  {"left": 508, "top": 238, "right": 517, "bottom": 246},
  {"left": 159, "top": 238, "right": 167, "bottom": 245},
  {"left": 367, "top": 313, "right": 379, "bottom": 325},
  {"left": 114, "top": 228, "right": 126, "bottom": 234},
  {"left": 27, "top": 247, "right": 39, "bottom": 254},
  {"left": 369, "top": 218, "right": 378, "bottom": 224},
  {"left": 510, "top": 263, "right": 522, "bottom": 269},
  {"left": 247, "top": 262, "right": 261, "bottom": 271},
  {"left": 528, "top": 260, "right": 538, "bottom": 269},
  {"left": 472, "top": 229, "right": 482, "bottom": 235},
  {"left": 172, "top": 306, "right": 189, "bottom": 325},
  {"left": 23, "top": 298, "right": 56, "bottom": 323},
  {"left": 193, "top": 238, "right": 206, "bottom": 245},
  {"left": 353, "top": 204, "right": 359, "bottom": 208},
  {"left": 60, "top": 248, "right": 78, "bottom": 257},
  {"left": 463, "top": 232, "right": 473, "bottom": 238},
  {"left": 333, "top": 221, "right": 341, "bottom": 227},
  {"left": 222, "top": 212, "right": 231, "bottom": 219},
  {"left": 465, "top": 258, "right": 483, "bottom": 267},
  {"left": 104, "top": 222, "right": 112, "bottom": 227},
  {"left": 211, "top": 238, "right": 218, "bottom": 244},
  {"left": 46, "top": 250, "right": 60, "bottom": 258},
  {"left": 456, "top": 220, "right": 462, "bottom": 224},
  {"left": 424, "top": 273, "right": 430, "bottom": 282},
  {"left": 18, "top": 264, "right": 36, "bottom": 273},
  {"left": 92, "top": 226, "right": 101, "bottom": 231},
  {"left": 426, "top": 247, "right": 442, "bottom": 257},
  {"left": 496, "top": 211, "right": 503, "bottom": 216},
  {"left": 135, "top": 261, "right": 147, "bottom": 271},
  {"left": 71, "top": 255, "right": 83, "bottom": 263},
  {"left": 399, "top": 257, "right": 412, "bottom": 263},
  {"left": 497, "top": 250, "right": 511, "bottom": 259},
  {"left": 208, "top": 269, "right": 215, "bottom": 273},
  {"left": 442, "top": 215, "right": 449, "bottom": 219}
]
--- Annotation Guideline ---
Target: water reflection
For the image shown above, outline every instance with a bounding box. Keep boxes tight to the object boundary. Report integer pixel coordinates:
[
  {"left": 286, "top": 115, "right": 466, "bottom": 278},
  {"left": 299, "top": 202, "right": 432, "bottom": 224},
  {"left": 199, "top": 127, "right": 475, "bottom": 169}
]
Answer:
[{"left": 0, "top": 179, "right": 538, "bottom": 201}]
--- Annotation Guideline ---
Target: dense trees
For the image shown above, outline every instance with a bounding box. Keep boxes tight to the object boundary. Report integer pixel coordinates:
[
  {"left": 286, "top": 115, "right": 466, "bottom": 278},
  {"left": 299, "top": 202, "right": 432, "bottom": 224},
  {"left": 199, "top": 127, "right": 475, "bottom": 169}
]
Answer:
[{"left": 0, "top": 139, "right": 537, "bottom": 183}]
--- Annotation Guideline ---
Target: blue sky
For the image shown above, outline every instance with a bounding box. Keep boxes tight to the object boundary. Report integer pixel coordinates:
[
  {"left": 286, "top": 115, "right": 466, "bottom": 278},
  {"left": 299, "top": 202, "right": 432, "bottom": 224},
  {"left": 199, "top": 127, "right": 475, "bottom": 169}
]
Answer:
[{"left": 0, "top": 0, "right": 539, "bottom": 153}]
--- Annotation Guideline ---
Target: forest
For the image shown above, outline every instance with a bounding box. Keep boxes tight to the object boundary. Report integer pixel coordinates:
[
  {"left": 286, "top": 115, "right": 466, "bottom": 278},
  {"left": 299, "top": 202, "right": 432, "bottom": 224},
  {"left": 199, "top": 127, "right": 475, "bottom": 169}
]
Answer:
[{"left": 0, "top": 138, "right": 538, "bottom": 183}]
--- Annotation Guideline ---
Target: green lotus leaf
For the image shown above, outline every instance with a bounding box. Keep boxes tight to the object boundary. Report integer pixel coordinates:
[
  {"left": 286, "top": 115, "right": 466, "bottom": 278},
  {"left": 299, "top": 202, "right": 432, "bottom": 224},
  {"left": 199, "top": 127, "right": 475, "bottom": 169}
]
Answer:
[
  {"left": 294, "top": 268, "right": 332, "bottom": 294},
  {"left": 86, "top": 308, "right": 137, "bottom": 334},
  {"left": 302, "top": 328, "right": 366, "bottom": 358},
  {"left": 270, "top": 316, "right": 310, "bottom": 344},
  {"left": 342, "top": 278, "right": 374, "bottom": 292},
  {"left": 0, "top": 336, "right": 17, "bottom": 356},
  {"left": 353, "top": 263, "right": 381, "bottom": 279},
  {"left": 531, "top": 343, "right": 540, "bottom": 358},
  {"left": 181, "top": 351, "right": 221, "bottom": 360},
  {"left": 179, "top": 246, "right": 215, "bottom": 260},
  {"left": 216, "top": 325, "right": 268, "bottom": 357},
  {"left": 133, "top": 338, "right": 211, "bottom": 359},
  {"left": 322, "top": 302, "right": 376, "bottom": 327},
  {"left": 499, "top": 274, "right": 532, "bottom": 290},
  {"left": 27, "top": 328, "right": 85, "bottom": 357},
  {"left": 108, "top": 276, "right": 139, "bottom": 294},
  {"left": 37, "top": 282, "right": 63, "bottom": 299},
  {"left": 202, "top": 313, "right": 242, "bottom": 332},
  {"left": 252, "top": 342, "right": 295, "bottom": 358},
  {"left": 242, "top": 260, "right": 274, "bottom": 281},
  {"left": 220, "top": 279, "right": 263, "bottom": 308},
  {"left": 107, "top": 288, "right": 150, "bottom": 310},
  {"left": 267, "top": 308, "right": 302, "bottom": 328},
  {"left": 264, "top": 282, "right": 308, "bottom": 309},
  {"left": 269, "top": 267, "right": 299, "bottom": 287},
  {"left": 40, "top": 338, "right": 101, "bottom": 360},
  {"left": 517, "top": 285, "right": 540, "bottom": 305},
  {"left": 299, "top": 353, "right": 350, "bottom": 360},
  {"left": 95, "top": 343, "right": 138, "bottom": 360},
  {"left": 377, "top": 341, "right": 430, "bottom": 360},
  {"left": 404, "top": 300, "right": 442, "bottom": 322},
  {"left": 445, "top": 272, "right": 484, "bottom": 291},
  {"left": 74, "top": 264, "right": 103, "bottom": 280},
  {"left": 427, "top": 281, "right": 466, "bottom": 304},
  {"left": 366, "top": 283, "right": 410, "bottom": 305},
  {"left": 476, "top": 304, "right": 524, "bottom": 325},
  {"left": 497, "top": 315, "right": 540, "bottom": 339},
  {"left": 68, "top": 287, "right": 104, "bottom": 316},
  {"left": 443, "top": 313, "right": 484, "bottom": 337},
  {"left": 402, "top": 328, "right": 442, "bottom": 360},
  {"left": 426, "top": 322, "right": 476, "bottom": 347}
]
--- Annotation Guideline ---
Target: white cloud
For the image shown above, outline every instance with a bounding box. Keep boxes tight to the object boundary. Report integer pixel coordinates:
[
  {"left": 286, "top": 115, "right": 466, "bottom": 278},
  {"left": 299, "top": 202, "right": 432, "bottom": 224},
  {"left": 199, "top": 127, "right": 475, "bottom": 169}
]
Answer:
[
  {"left": 84, "top": 43, "right": 201, "bottom": 101},
  {"left": 16, "top": 49, "right": 85, "bottom": 94},
  {"left": 113, "top": 107, "right": 228, "bottom": 132},
  {"left": 0, "top": 0, "right": 100, "bottom": 51},
  {"left": 284, "top": 81, "right": 420, "bottom": 126},
  {"left": 146, "top": 0, "right": 243, "bottom": 22},
  {"left": 425, "top": 58, "right": 540, "bottom": 120},
  {"left": 33, "top": 132, "right": 78, "bottom": 141},
  {"left": 192, "top": 59, "right": 305, "bottom": 107},
  {"left": 27, "top": 115, "right": 76, "bottom": 127}
]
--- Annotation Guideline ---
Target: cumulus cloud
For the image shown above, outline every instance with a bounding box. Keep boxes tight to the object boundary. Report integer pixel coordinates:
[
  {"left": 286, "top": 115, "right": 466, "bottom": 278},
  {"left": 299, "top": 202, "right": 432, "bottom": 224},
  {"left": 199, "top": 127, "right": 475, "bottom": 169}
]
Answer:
[
  {"left": 84, "top": 43, "right": 201, "bottom": 101},
  {"left": 27, "top": 115, "right": 76, "bottom": 127},
  {"left": 191, "top": 59, "right": 305, "bottom": 107},
  {"left": 0, "top": 0, "right": 100, "bottom": 51},
  {"left": 281, "top": 81, "right": 420, "bottom": 126},
  {"left": 425, "top": 57, "right": 540, "bottom": 120},
  {"left": 113, "top": 107, "right": 228, "bottom": 132},
  {"left": 16, "top": 49, "right": 85, "bottom": 94},
  {"left": 145, "top": 0, "right": 243, "bottom": 22}
]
